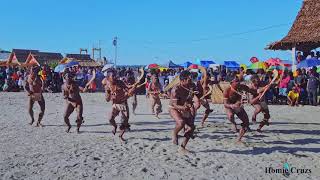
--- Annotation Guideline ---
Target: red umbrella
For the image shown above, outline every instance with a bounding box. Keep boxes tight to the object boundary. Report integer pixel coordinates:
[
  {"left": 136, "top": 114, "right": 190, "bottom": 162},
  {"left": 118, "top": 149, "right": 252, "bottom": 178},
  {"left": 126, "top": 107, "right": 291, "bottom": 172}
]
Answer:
[
  {"left": 265, "top": 58, "right": 281, "bottom": 66},
  {"left": 250, "top": 57, "right": 259, "bottom": 63},
  {"left": 188, "top": 64, "right": 199, "bottom": 69},
  {"left": 148, "top": 63, "right": 159, "bottom": 69}
]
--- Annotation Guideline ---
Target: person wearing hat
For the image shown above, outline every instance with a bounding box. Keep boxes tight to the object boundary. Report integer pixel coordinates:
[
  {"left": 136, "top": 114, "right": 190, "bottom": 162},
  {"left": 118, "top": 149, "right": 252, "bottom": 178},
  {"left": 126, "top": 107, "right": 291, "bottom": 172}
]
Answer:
[
  {"left": 169, "top": 70, "right": 200, "bottom": 153},
  {"left": 223, "top": 77, "right": 257, "bottom": 144},
  {"left": 25, "top": 66, "right": 45, "bottom": 127},
  {"left": 62, "top": 72, "right": 84, "bottom": 133}
]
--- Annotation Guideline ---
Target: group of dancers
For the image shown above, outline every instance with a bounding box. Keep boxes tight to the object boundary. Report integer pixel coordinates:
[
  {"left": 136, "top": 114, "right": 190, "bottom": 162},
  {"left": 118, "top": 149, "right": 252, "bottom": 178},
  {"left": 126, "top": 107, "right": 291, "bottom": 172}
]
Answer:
[{"left": 25, "top": 66, "right": 274, "bottom": 152}]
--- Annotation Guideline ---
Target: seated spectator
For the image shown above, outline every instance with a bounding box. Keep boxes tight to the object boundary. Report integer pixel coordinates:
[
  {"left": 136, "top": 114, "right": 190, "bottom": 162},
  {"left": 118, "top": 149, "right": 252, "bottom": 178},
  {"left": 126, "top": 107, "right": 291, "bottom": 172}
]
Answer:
[{"left": 287, "top": 86, "right": 300, "bottom": 106}]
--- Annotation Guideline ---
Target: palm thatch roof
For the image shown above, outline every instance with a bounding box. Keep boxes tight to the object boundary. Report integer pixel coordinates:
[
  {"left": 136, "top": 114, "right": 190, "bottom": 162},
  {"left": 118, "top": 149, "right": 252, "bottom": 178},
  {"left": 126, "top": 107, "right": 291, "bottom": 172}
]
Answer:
[
  {"left": 60, "top": 55, "right": 101, "bottom": 67},
  {"left": 267, "top": 0, "right": 320, "bottom": 51}
]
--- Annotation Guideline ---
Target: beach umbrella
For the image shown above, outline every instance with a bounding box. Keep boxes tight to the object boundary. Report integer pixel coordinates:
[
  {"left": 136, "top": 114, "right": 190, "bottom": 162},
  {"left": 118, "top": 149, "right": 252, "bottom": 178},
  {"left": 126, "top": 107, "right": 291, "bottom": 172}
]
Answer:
[
  {"left": 102, "top": 64, "right": 114, "bottom": 72},
  {"left": 267, "top": 65, "right": 290, "bottom": 71},
  {"left": 188, "top": 64, "right": 199, "bottom": 69},
  {"left": 265, "top": 58, "right": 281, "bottom": 66},
  {"left": 240, "top": 64, "right": 247, "bottom": 71},
  {"left": 159, "top": 67, "right": 169, "bottom": 72},
  {"left": 54, "top": 64, "right": 66, "bottom": 73},
  {"left": 247, "top": 62, "right": 268, "bottom": 70},
  {"left": 148, "top": 63, "right": 159, "bottom": 69},
  {"left": 65, "top": 61, "right": 79, "bottom": 68},
  {"left": 250, "top": 57, "right": 259, "bottom": 63},
  {"left": 297, "top": 58, "right": 320, "bottom": 68},
  {"left": 281, "top": 60, "right": 293, "bottom": 67}
]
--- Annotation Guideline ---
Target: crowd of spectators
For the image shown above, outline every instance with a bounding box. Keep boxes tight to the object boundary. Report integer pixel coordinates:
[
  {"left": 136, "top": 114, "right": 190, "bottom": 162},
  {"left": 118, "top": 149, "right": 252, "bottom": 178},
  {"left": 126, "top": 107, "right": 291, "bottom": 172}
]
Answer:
[{"left": 0, "top": 65, "right": 319, "bottom": 106}]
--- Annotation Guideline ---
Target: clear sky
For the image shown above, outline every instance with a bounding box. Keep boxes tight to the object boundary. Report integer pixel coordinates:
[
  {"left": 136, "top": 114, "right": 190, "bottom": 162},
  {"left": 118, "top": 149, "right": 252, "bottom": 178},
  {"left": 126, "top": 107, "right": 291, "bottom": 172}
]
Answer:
[{"left": 0, "top": 0, "right": 303, "bottom": 65}]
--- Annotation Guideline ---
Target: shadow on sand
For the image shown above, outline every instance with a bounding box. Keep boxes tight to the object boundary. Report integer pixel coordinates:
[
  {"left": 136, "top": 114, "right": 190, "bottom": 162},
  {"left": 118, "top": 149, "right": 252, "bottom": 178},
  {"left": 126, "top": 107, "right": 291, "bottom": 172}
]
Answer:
[{"left": 200, "top": 146, "right": 320, "bottom": 155}]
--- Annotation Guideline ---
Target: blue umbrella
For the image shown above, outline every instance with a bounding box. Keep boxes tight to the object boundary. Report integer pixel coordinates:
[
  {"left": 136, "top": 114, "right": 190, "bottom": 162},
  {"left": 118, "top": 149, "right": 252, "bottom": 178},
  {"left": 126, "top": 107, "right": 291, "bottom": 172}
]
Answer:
[
  {"left": 180, "top": 61, "right": 192, "bottom": 68},
  {"left": 54, "top": 64, "right": 66, "bottom": 73},
  {"left": 297, "top": 58, "right": 320, "bottom": 68},
  {"left": 65, "top": 61, "right": 79, "bottom": 68}
]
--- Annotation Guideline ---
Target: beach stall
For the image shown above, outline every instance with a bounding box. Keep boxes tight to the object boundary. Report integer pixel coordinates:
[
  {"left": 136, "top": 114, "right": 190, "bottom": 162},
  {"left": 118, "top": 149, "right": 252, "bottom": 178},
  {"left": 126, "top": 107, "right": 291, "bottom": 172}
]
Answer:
[
  {"left": 199, "top": 60, "right": 215, "bottom": 68},
  {"left": 180, "top": 61, "right": 192, "bottom": 69},
  {"left": 223, "top": 61, "right": 240, "bottom": 71},
  {"left": 163, "top": 60, "right": 182, "bottom": 69}
]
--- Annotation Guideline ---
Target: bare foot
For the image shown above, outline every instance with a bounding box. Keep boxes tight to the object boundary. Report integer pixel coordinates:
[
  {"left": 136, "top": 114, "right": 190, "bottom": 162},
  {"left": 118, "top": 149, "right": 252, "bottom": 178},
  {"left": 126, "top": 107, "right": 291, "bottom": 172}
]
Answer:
[
  {"left": 231, "top": 127, "right": 239, "bottom": 133},
  {"left": 112, "top": 126, "right": 117, "bottom": 135},
  {"left": 172, "top": 137, "right": 178, "bottom": 145},
  {"left": 178, "top": 146, "right": 190, "bottom": 155},
  {"left": 155, "top": 114, "right": 160, "bottom": 119},
  {"left": 201, "top": 121, "right": 205, "bottom": 127},
  {"left": 36, "top": 122, "right": 43, "bottom": 127},
  {"left": 235, "top": 140, "right": 245, "bottom": 145},
  {"left": 66, "top": 126, "right": 71, "bottom": 133},
  {"left": 119, "top": 135, "right": 126, "bottom": 143}
]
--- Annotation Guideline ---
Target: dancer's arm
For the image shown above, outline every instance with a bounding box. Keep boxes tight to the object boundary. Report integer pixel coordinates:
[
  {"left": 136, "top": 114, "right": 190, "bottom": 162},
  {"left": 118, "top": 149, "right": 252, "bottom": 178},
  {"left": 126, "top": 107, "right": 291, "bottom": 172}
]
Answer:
[{"left": 25, "top": 76, "right": 32, "bottom": 95}]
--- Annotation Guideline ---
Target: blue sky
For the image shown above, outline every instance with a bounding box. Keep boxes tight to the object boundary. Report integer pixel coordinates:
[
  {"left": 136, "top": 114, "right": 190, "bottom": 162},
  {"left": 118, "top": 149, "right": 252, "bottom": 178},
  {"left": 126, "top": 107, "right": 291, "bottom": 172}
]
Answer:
[{"left": 0, "top": 0, "right": 303, "bottom": 65}]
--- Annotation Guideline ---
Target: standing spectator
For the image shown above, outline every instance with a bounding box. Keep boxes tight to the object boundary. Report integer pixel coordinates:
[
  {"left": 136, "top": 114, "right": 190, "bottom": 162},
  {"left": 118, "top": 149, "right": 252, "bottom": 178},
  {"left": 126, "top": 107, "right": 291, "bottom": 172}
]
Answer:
[
  {"left": 307, "top": 69, "right": 319, "bottom": 106},
  {"left": 279, "top": 71, "right": 291, "bottom": 102},
  {"left": 296, "top": 52, "right": 303, "bottom": 64},
  {"left": 295, "top": 69, "right": 308, "bottom": 104}
]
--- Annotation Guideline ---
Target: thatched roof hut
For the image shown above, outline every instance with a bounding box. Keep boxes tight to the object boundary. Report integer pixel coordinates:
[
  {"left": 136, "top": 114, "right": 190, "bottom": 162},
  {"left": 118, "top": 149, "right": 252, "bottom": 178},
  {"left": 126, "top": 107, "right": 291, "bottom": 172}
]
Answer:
[
  {"left": 61, "top": 54, "right": 101, "bottom": 67},
  {"left": 7, "top": 49, "right": 39, "bottom": 66},
  {"left": 22, "top": 52, "right": 63, "bottom": 67},
  {"left": 266, "top": 0, "right": 320, "bottom": 51}
]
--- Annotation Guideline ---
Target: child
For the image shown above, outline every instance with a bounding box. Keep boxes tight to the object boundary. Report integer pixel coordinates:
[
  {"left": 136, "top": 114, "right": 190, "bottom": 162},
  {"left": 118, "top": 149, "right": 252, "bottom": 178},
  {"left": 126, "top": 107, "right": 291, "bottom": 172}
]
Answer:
[{"left": 287, "top": 86, "right": 300, "bottom": 106}]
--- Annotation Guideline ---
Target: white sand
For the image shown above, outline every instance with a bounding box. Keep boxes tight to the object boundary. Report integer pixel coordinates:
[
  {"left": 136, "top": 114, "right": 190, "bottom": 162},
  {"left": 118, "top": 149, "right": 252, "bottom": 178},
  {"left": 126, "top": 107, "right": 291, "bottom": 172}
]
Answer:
[{"left": 0, "top": 93, "right": 319, "bottom": 180}]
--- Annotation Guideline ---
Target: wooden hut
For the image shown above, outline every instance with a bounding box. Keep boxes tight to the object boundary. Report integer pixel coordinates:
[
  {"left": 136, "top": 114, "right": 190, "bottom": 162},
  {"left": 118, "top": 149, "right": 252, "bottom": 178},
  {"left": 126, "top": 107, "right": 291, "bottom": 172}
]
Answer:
[
  {"left": 266, "top": 0, "right": 320, "bottom": 68},
  {"left": 7, "top": 49, "right": 39, "bottom": 66},
  {"left": 61, "top": 54, "right": 101, "bottom": 67},
  {"left": 23, "top": 52, "right": 63, "bottom": 67}
]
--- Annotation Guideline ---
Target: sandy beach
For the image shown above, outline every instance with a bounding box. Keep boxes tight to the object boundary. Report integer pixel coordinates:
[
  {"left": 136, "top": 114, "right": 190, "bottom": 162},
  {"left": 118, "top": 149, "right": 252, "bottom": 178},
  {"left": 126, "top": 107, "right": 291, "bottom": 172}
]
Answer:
[{"left": 0, "top": 92, "right": 319, "bottom": 180}]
